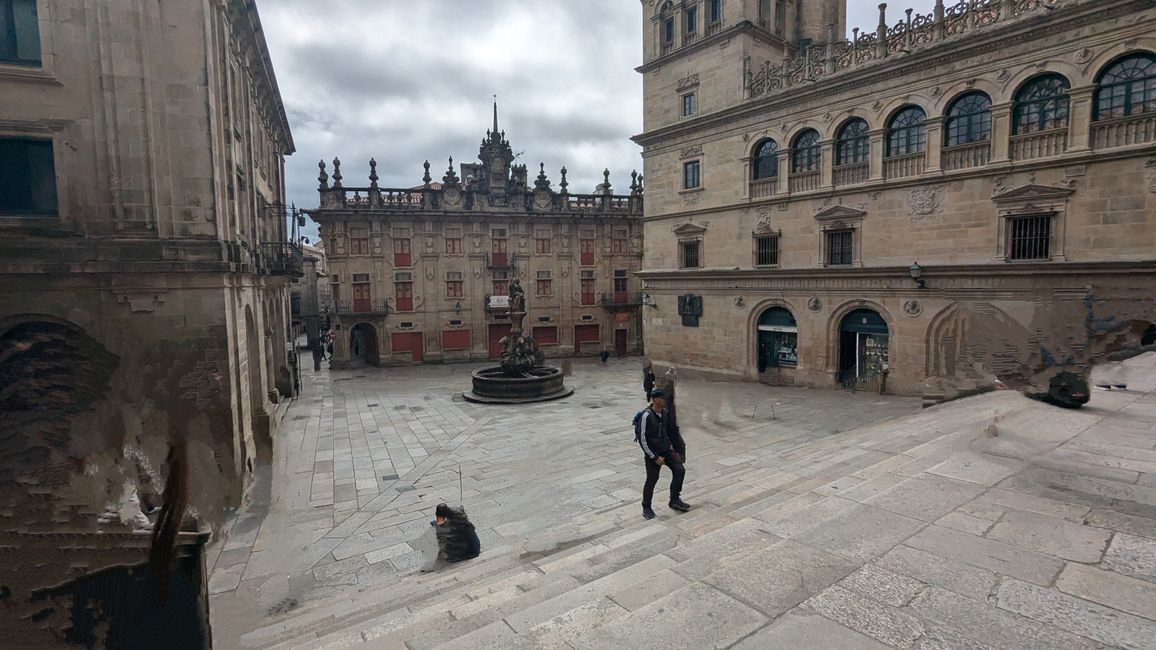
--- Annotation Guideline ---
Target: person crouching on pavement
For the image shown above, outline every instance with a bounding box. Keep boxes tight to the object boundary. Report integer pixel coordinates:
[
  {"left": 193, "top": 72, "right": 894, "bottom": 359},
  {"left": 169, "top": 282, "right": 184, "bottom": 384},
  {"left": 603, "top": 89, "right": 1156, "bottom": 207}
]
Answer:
[
  {"left": 638, "top": 389, "right": 691, "bottom": 519},
  {"left": 433, "top": 503, "right": 481, "bottom": 564}
]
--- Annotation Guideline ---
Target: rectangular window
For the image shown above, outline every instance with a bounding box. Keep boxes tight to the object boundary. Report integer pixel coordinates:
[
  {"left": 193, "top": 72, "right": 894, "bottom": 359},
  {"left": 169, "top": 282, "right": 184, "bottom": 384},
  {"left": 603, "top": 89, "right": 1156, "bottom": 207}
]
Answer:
[
  {"left": 0, "top": 137, "right": 56, "bottom": 214},
  {"left": 446, "top": 271, "right": 463, "bottom": 297},
  {"left": 532, "top": 326, "right": 559, "bottom": 345},
  {"left": 685, "top": 7, "right": 697, "bottom": 33},
  {"left": 709, "top": 0, "right": 722, "bottom": 24},
  {"left": 824, "top": 230, "right": 854, "bottom": 266},
  {"left": 535, "top": 233, "right": 551, "bottom": 254},
  {"left": 664, "top": 18, "right": 674, "bottom": 43},
  {"left": 0, "top": 0, "right": 42, "bottom": 66},
  {"left": 393, "top": 236, "right": 411, "bottom": 267},
  {"left": 580, "top": 238, "right": 595, "bottom": 266},
  {"left": 536, "top": 270, "right": 552, "bottom": 296},
  {"left": 349, "top": 227, "right": 369, "bottom": 255},
  {"left": 351, "top": 273, "right": 370, "bottom": 282},
  {"left": 683, "top": 160, "right": 701, "bottom": 189},
  {"left": 492, "top": 269, "right": 509, "bottom": 296},
  {"left": 612, "top": 229, "right": 628, "bottom": 255},
  {"left": 491, "top": 229, "right": 508, "bottom": 267},
  {"left": 352, "top": 275, "right": 371, "bottom": 312},
  {"left": 755, "top": 234, "right": 780, "bottom": 267},
  {"left": 682, "top": 93, "right": 696, "bottom": 118},
  {"left": 1008, "top": 215, "right": 1052, "bottom": 260},
  {"left": 680, "top": 241, "right": 701, "bottom": 269},
  {"left": 613, "top": 269, "right": 629, "bottom": 303},
  {"left": 445, "top": 227, "right": 462, "bottom": 254},
  {"left": 580, "top": 278, "right": 596, "bottom": 306},
  {"left": 395, "top": 271, "right": 414, "bottom": 312}
]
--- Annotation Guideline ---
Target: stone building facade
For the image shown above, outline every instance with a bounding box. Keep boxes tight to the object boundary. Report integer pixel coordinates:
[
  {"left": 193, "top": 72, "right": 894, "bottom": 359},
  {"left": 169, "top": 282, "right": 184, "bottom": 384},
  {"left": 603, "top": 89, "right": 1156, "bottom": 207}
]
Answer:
[
  {"left": 292, "top": 241, "right": 331, "bottom": 347},
  {"left": 635, "top": 0, "right": 1156, "bottom": 398},
  {"left": 309, "top": 109, "right": 645, "bottom": 368},
  {"left": 0, "top": 0, "right": 297, "bottom": 641}
]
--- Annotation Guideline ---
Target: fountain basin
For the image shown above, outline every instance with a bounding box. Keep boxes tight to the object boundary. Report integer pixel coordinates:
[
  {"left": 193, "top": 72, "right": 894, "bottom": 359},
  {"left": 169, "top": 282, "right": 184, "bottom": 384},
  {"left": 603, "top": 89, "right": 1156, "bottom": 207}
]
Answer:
[{"left": 462, "top": 365, "right": 573, "bottom": 404}]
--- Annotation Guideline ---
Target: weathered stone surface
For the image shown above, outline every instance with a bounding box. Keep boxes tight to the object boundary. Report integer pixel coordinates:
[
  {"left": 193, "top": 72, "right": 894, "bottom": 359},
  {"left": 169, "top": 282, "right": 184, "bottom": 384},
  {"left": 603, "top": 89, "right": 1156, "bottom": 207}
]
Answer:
[
  {"left": 805, "top": 585, "right": 924, "bottom": 648},
  {"left": 795, "top": 503, "right": 926, "bottom": 561},
  {"left": 985, "top": 510, "right": 1111, "bottom": 563},
  {"left": 839, "top": 564, "right": 925, "bottom": 607},
  {"left": 1102, "top": 533, "right": 1156, "bottom": 584},
  {"left": 996, "top": 578, "right": 1156, "bottom": 650},
  {"left": 731, "top": 609, "right": 889, "bottom": 649},
  {"left": 926, "top": 452, "right": 1025, "bottom": 486},
  {"left": 1086, "top": 508, "right": 1156, "bottom": 539},
  {"left": 905, "top": 525, "right": 1064, "bottom": 585},
  {"left": 528, "top": 598, "right": 630, "bottom": 648},
  {"left": 910, "top": 586, "right": 1101, "bottom": 650},
  {"left": 1056, "top": 563, "right": 1156, "bottom": 620},
  {"left": 865, "top": 475, "right": 985, "bottom": 523},
  {"left": 976, "top": 487, "right": 1093, "bottom": 522},
  {"left": 607, "top": 569, "right": 688, "bottom": 611},
  {"left": 702, "top": 539, "right": 858, "bottom": 618},
  {"left": 876, "top": 545, "right": 997, "bottom": 601},
  {"left": 756, "top": 495, "right": 859, "bottom": 538},
  {"left": 570, "top": 583, "right": 765, "bottom": 650},
  {"left": 935, "top": 511, "right": 993, "bottom": 536}
]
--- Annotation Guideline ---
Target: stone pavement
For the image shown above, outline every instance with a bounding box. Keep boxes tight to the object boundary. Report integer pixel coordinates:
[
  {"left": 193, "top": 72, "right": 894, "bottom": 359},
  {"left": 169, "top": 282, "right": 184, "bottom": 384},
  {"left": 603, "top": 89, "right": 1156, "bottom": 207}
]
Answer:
[{"left": 208, "top": 354, "right": 1156, "bottom": 649}]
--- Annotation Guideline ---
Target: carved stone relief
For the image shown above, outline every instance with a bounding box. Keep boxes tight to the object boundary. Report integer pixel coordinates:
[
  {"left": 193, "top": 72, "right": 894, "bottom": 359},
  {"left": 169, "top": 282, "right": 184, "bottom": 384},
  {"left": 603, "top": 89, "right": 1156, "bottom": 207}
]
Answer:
[
  {"left": 903, "top": 300, "right": 923, "bottom": 317},
  {"left": 676, "top": 73, "right": 700, "bottom": 91},
  {"left": 680, "top": 144, "right": 703, "bottom": 158},
  {"left": 907, "top": 187, "right": 942, "bottom": 224},
  {"left": 807, "top": 297, "right": 823, "bottom": 312}
]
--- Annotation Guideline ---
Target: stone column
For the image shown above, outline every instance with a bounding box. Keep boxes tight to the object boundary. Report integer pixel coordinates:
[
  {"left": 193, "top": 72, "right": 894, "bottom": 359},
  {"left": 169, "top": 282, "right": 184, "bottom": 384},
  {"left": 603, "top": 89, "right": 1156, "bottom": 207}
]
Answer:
[
  {"left": 1066, "top": 85, "right": 1096, "bottom": 153},
  {"left": 820, "top": 139, "right": 835, "bottom": 189},
  {"left": 776, "top": 149, "right": 792, "bottom": 194},
  {"left": 924, "top": 116, "right": 945, "bottom": 174},
  {"left": 989, "top": 101, "right": 1013, "bottom": 164},
  {"left": 869, "top": 128, "right": 886, "bottom": 181}
]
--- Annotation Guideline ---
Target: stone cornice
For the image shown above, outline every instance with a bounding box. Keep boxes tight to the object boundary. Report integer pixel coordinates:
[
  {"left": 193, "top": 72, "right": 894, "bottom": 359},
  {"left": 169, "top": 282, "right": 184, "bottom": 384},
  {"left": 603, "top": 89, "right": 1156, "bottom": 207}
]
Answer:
[
  {"left": 633, "top": 0, "right": 1146, "bottom": 148},
  {"left": 230, "top": 0, "right": 294, "bottom": 153},
  {"left": 637, "top": 260, "right": 1156, "bottom": 283},
  {"left": 635, "top": 20, "right": 789, "bottom": 74}
]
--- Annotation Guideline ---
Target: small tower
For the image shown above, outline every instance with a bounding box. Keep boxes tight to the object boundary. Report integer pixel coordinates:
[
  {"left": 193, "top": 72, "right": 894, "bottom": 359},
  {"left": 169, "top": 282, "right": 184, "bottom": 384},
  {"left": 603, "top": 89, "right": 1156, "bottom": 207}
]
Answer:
[{"left": 478, "top": 99, "right": 515, "bottom": 196}]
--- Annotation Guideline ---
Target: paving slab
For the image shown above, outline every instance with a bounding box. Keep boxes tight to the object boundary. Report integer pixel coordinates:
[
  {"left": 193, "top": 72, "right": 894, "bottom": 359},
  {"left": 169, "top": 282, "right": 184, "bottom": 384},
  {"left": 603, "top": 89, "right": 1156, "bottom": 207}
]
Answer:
[
  {"left": 996, "top": 578, "right": 1156, "bottom": 650},
  {"left": 865, "top": 474, "right": 986, "bottom": 523},
  {"left": 730, "top": 609, "right": 889, "bottom": 649},
  {"left": 838, "top": 564, "right": 925, "bottom": 607},
  {"left": 1102, "top": 533, "right": 1156, "bottom": 583},
  {"left": 804, "top": 585, "right": 924, "bottom": 648},
  {"left": 909, "top": 586, "right": 1101, "bottom": 650},
  {"left": 1055, "top": 563, "right": 1156, "bottom": 620},
  {"left": 904, "top": 525, "right": 1064, "bottom": 586},
  {"left": 985, "top": 509, "right": 1112, "bottom": 563},
  {"left": 795, "top": 503, "right": 926, "bottom": 562}
]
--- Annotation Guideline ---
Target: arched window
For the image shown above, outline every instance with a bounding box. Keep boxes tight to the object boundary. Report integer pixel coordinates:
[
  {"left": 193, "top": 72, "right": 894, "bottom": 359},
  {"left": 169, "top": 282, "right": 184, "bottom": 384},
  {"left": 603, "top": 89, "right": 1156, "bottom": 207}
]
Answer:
[
  {"left": 835, "top": 119, "right": 870, "bottom": 165},
  {"left": 1095, "top": 53, "right": 1156, "bottom": 120},
  {"left": 658, "top": 1, "right": 675, "bottom": 46},
  {"left": 1013, "top": 74, "right": 1070, "bottom": 134},
  {"left": 886, "top": 106, "right": 927, "bottom": 156},
  {"left": 752, "top": 139, "right": 779, "bottom": 179},
  {"left": 945, "top": 92, "right": 992, "bottom": 146},
  {"left": 792, "top": 129, "right": 822, "bottom": 172}
]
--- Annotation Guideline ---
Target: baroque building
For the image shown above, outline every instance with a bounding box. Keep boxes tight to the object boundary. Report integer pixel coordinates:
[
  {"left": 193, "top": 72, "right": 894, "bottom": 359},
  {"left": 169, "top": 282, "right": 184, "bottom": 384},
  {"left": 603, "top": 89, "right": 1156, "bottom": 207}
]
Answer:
[
  {"left": 635, "top": 0, "right": 1156, "bottom": 398},
  {"left": 309, "top": 107, "right": 645, "bottom": 368},
  {"left": 0, "top": 0, "right": 297, "bottom": 641}
]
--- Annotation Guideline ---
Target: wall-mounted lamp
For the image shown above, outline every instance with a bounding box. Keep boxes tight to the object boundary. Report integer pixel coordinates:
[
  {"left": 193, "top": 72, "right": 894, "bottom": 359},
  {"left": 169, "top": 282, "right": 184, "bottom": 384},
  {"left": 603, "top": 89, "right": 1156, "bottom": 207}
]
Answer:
[
  {"left": 454, "top": 301, "right": 462, "bottom": 315},
  {"left": 641, "top": 293, "right": 659, "bottom": 310},
  {"left": 908, "top": 262, "right": 926, "bottom": 289}
]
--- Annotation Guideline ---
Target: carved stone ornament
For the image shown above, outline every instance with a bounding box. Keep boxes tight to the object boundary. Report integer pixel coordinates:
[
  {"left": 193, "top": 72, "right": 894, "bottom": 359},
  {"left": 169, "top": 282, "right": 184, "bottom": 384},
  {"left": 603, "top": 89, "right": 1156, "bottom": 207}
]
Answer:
[
  {"left": 1065, "top": 165, "right": 1088, "bottom": 177},
  {"left": 907, "top": 187, "right": 942, "bottom": 224},
  {"left": 676, "top": 73, "right": 700, "bottom": 91},
  {"left": 683, "top": 196, "right": 699, "bottom": 207},
  {"left": 753, "top": 213, "right": 774, "bottom": 235},
  {"left": 807, "top": 296, "right": 823, "bottom": 312},
  {"left": 674, "top": 222, "right": 708, "bottom": 237},
  {"left": 996, "top": 69, "right": 1010, "bottom": 82},
  {"left": 734, "top": 296, "right": 745, "bottom": 308},
  {"left": 472, "top": 267, "right": 482, "bottom": 279},
  {"left": 680, "top": 144, "right": 703, "bottom": 158},
  {"left": 930, "top": 86, "right": 942, "bottom": 97},
  {"left": 425, "top": 267, "right": 435, "bottom": 281},
  {"left": 903, "top": 300, "right": 923, "bottom": 317},
  {"left": 1146, "top": 159, "right": 1156, "bottom": 194},
  {"left": 1075, "top": 47, "right": 1092, "bottom": 64}
]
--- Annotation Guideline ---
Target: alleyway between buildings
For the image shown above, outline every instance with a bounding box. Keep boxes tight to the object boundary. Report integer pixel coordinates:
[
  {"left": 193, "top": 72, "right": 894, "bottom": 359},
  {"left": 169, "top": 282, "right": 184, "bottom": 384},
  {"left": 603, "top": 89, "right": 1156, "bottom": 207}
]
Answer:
[{"left": 209, "top": 355, "right": 1156, "bottom": 649}]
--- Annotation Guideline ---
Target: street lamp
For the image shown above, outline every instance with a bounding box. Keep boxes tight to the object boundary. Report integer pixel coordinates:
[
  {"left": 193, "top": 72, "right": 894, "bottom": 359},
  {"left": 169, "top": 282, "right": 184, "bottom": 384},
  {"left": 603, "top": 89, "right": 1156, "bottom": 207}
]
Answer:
[
  {"left": 908, "top": 262, "right": 926, "bottom": 289},
  {"left": 641, "top": 293, "right": 658, "bottom": 309},
  {"left": 454, "top": 301, "right": 462, "bottom": 315}
]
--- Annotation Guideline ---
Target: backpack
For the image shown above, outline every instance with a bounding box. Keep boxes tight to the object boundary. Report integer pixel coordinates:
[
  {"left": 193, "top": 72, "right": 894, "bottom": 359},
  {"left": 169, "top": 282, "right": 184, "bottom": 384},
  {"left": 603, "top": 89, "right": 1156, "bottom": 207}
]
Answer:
[{"left": 632, "top": 407, "right": 649, "bottom": 443}]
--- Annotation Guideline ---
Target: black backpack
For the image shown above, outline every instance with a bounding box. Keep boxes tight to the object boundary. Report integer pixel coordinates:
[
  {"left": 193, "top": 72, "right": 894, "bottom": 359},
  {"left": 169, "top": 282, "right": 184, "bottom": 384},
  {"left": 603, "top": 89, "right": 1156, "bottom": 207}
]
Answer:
[{"left": 632, "top": 407, "right": 649, "bottom": 443}]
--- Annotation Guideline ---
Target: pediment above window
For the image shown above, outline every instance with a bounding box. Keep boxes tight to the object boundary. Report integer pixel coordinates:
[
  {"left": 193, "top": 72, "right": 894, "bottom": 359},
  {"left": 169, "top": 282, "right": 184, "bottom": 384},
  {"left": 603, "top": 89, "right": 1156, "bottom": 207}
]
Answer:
[
  {"left": 673, "top": 222, "right": 707, "bottom": 237},
  {"left": 812, "top": 205, "right": 867, "bottom": 222},
  {"left": 991, "top": 184, "right": 1075, "bottom": 204}
]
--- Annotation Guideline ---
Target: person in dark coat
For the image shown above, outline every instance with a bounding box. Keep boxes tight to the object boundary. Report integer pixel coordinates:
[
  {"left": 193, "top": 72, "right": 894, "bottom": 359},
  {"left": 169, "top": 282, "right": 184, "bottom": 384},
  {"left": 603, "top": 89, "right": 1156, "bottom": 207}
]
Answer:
[
  {"left": 642, "top": 360, "right": 656, "bottom": 401},
  {"left": 637, "top": 389, "right": 690, "bottom": 519},
  {"left": 433, "top": 503, "right": 481, "bottom": 563}
]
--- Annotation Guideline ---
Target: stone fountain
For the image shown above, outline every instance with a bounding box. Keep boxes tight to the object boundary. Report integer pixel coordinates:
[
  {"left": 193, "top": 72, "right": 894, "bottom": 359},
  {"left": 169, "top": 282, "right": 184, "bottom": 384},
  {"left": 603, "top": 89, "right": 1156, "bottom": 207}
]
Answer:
[{"left": 463, "top": 279, "right": 573, "bottom": 403}]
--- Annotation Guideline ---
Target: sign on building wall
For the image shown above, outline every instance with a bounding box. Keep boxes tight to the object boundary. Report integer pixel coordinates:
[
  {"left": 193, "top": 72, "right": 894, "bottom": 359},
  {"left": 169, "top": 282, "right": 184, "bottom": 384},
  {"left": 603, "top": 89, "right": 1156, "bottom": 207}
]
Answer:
[{"left": 678, "top": 294, "right": 703, "bottom": 327}]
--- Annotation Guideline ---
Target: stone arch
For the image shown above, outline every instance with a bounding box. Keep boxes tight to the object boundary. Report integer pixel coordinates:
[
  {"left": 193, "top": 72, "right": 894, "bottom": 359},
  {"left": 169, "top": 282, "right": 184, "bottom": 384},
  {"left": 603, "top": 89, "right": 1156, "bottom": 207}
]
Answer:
[
  {"left": 745, "top": 297, "right": 803, "bottom": 372},
  {"left": 924, "top": 303, "right": 966, "bottom": 379},
  {"left": 785, "top": 118, "right": 829, "bottom": 143},
  {"left": 349, "top": 321, "right": 380, "bottom": 366},
  {"left": 1004, "top": 63, "right": 1081, "bottom": 97},
  {"left": 876, "top": 95, "right": 935, "bottom": 126},
  {"left": 1083, "top": 43, "right": 1156, "bottom": 82},
  {"left": 826, "top": 299, "right": 895, "bottom": 385},
  {"left": 931, "top": 78, "right": 1001, "bottom": 115}
]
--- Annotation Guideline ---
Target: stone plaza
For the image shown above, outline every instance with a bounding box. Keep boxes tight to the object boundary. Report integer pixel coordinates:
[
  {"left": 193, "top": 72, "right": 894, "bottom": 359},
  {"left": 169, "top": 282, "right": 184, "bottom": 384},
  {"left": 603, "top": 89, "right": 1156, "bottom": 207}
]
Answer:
[{"left": 208, "top": 353, "right": 1156, "bottom": 649}]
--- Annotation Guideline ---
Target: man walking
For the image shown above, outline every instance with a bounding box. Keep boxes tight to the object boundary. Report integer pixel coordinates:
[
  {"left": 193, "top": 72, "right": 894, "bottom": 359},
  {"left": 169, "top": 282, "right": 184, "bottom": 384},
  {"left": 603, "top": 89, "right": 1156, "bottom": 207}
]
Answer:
[{"left": 636, "top": 389, "right": 691, "bottom": 519}]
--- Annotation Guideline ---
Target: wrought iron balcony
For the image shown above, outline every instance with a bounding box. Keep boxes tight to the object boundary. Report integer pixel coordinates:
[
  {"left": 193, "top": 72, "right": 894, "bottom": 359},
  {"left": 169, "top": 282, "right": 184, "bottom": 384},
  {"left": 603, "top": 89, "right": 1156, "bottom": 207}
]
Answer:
[
  {"left": 262, "top": 242, "right": 304, "bottom": 277},
  {"left": 334, "top": 299, "right": 391, "bottom": 316},
  {"left": 598, "top": 292, "right": 643, "bottom": 309}
]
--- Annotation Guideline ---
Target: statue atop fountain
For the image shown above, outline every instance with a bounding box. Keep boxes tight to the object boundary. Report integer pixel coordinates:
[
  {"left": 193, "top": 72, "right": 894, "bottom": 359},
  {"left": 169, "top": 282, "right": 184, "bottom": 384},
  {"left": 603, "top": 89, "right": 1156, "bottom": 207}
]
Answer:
[{"left": 463, "top": 277, "right": 572, "bottom": 403}]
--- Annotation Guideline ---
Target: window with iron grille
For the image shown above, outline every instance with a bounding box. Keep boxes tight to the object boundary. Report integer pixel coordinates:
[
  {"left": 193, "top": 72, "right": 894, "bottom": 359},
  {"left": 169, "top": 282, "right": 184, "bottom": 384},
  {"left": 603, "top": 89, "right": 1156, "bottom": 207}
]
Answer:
[
  {"left": 886, "top": 106, "right": 927, "bottom": 156},
  {"left": 945, "top": 92, "right": 993, "bottom": 146},
  {"left": 1008, "top": 215, "right": 1051, "bottom": 260},
  {"left": 792, "top": 130, "right": 822, "bottom": 172},
  {"left": 755, "top": 234, "right": 779, "bottom": 267},
  {"left": 1013, "top": 74, "right": 1071, "bottom": 134},
  {"left": 352, "top": 273, "right": 370, "bottom": 283},
  {"left": 0, "top": 137, "right": 56, "bottom": 214},
  {"left": 536, "top": 270, "right": 552, "bottom": 296},
  {"left": 1094, "top": 54, "right": 1156, "bottom": 120},
  {"left": 446, "top": 271, "right": 463, "bottom": 297},
  {"left": 349, "top": 227, "right": 369, "bottom": 255},
  {"left": 836, "top": 119, "right": 870, "bottom": 165},
  {"left": 683, "top": 160, "right": 701, "bottom": 189},
  {"left": 680, "top": 240, "right": 701, "bottom": 269},
  {"left": 824, "top": 230, "right": 853, "bottom": 266},
  {"left": 0, "top": 0, "right": 41, "bottom": 66}
]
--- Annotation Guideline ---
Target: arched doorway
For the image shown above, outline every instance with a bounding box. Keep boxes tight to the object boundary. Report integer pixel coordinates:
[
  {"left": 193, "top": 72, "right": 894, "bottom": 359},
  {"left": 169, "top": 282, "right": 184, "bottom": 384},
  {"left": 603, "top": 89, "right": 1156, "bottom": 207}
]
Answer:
[
  {"left": 756, "top": 306, "right": 798, "bottom": 375},
  {"left": 838, "top": 308, "right": 889, "bottom": 387},
  {"left": 350, "top": 323, "right": 379, "bottom": 366}
]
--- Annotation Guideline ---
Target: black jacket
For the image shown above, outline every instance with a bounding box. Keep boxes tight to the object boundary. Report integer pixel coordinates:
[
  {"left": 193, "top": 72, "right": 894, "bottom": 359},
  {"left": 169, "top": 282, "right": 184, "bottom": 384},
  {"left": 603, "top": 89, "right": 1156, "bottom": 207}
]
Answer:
[
  {"left": 435, "top": 512, "right": 481, "bottom": 563},
  {"left": 638, "top": 407, "right": 673, "bottom": 460}
]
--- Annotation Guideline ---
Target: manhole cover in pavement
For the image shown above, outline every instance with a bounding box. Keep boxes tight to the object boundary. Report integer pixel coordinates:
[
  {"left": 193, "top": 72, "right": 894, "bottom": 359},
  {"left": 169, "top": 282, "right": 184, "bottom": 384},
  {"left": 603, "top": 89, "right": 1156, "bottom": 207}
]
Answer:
[
  {"left": 367, "top": 403, "right": 379, "bottom": 407},
  {"left": 379, "top": 474, "right": 399, "bottom": 481},
  {"left": 395, "top": 484, "right": 416, "bottom": 493}
]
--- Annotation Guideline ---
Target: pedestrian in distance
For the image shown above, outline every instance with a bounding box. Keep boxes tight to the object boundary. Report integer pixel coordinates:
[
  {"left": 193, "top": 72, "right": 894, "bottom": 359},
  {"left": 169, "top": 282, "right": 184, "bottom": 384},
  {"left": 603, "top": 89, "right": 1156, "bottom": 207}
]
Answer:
[
  {"left": 311, "top": 340, "right": 323, "bottom": 372},
  {"left": 635, "top": 389, "right": 691, "bottom": 519},
  {"left": 642, "top": 359, "right": 656, "bottom": 401}
]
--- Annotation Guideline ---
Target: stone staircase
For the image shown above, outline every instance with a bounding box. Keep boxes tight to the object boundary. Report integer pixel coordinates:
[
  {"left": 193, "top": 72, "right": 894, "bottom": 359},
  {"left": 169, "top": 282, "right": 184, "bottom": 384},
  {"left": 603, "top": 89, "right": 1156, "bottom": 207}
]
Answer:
[{"left": 239, "top": 393, "right": 1006, "bottom": 649}]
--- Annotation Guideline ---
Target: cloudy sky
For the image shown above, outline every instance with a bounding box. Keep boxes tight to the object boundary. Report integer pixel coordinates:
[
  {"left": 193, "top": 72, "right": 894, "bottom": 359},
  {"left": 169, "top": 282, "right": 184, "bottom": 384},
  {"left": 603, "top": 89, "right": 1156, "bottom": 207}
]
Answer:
[{"left": 260, "top": 0, "right": 938, "bottom": 241}]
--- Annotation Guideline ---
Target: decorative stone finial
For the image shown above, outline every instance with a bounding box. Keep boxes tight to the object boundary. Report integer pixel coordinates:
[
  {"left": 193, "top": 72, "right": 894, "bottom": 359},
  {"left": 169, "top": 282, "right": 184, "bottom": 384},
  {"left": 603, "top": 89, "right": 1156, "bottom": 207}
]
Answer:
[
  {"left": 630, "top": 170, "right": 638, "bottom": 192},
  {"left": 534, "top": 162, "right": 551, "bottom": 190},
  {"left": 559, "top": 166, "right": 569, "bottom": 193},
  {"left": 423, "top": 160, "right": 432, "bottom": 186},
  {"left": 369, "top": 158, "right": 379, "bottom": 189},
  {"left": 443, "top": 156, "right": 460, "bottom": 186},
  {"left": 878, "top": 3, "right": 888, "bottom": 28},
  {"left": 332, "top": 157, "right": 343, "bottom": 188},
  {"left": 317, "top": 160, "right": 329, "bottom": 189}
]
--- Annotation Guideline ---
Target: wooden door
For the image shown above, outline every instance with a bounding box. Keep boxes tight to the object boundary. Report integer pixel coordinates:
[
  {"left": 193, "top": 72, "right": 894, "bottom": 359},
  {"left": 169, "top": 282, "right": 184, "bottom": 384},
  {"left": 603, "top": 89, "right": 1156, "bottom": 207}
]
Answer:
[
  {"left": 579, "top": 239, "right": 595, "bottom": 266},
  {"left": 353, "top": 283, "right": 371, "bottom": 312},
  {"left": 491, "top": 238, "right": 507, "bottom": 267},
  {"left": 395, "top": 282, "right": 413, "bottom": 312},
  {"left": 391, "top": 332, "right": 424, "bottom": 362},
  {"left": 488, "top": 323, "right": 511, "bottom": 360},
  {"left": 614, "top": 329, "right": 628, "bottom": 358},
  {"left": 574, "top": 324, "right": 600, "bottom": 354}
]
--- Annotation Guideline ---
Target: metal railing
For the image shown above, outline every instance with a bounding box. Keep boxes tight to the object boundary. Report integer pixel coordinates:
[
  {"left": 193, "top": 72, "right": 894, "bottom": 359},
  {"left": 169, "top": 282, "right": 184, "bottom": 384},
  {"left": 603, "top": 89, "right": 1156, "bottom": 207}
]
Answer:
[
  {"left": 334, "top": 299, "right": 390, "bottom": 316},
  {"left": 598, "top": 292, "right": 643, "bottom": 307},
  {"left": 261, "top": 242, "right": 304, "bottom": 277}
]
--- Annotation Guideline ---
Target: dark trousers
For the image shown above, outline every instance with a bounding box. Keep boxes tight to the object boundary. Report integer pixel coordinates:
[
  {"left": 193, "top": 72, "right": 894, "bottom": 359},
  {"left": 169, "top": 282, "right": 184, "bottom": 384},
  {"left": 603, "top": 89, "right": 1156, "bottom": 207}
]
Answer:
[{"left": 642, "top": 454, "right": 685, "bottom": 508}]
